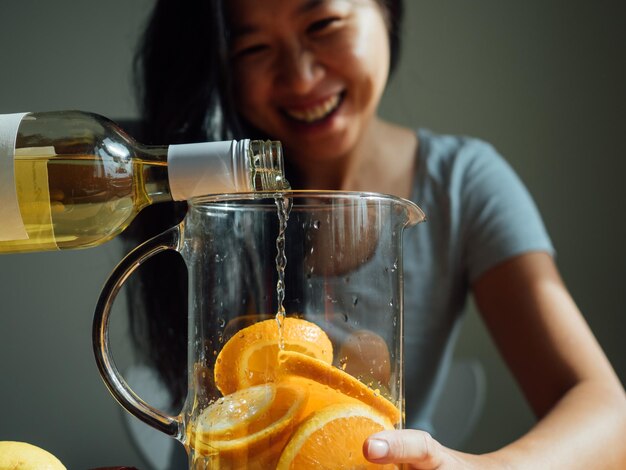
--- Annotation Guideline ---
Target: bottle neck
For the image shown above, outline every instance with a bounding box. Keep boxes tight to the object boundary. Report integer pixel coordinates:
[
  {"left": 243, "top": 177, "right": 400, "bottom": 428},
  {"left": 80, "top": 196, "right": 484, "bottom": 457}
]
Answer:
[
  {"left": 134, "top": 144, "right": 173, "bottom": 205},
  {"left": 244, "top": 140, "right": 289, "bottom": 192}
]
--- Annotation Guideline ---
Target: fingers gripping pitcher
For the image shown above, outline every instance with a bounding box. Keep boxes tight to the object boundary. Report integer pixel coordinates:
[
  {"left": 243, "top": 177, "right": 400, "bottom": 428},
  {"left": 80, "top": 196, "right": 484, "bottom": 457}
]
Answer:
[{"left": 93, "top": 191, "right": 425, "bottom": 469}]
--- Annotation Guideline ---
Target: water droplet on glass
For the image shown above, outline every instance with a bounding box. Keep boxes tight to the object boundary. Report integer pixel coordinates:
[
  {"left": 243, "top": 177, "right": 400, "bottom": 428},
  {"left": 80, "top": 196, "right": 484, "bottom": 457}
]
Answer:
[
  {"left": 352, "top": 296, "right": 358, "bottom": 307},
  {"left": 312, "top": 220, "right": 321, "bottom": 229},
  {"left": 218, "top": 317, "right": 226, "bottom": 328},
  {"left": 342, "top": 312, "right": 349, "bottom": 322}
]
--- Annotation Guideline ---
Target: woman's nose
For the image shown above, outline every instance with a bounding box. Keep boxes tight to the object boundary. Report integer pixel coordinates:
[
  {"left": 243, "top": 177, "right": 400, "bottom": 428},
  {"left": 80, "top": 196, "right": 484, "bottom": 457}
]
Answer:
[{"left": 277, "top": 44, "right": 322, "bottom": 94}]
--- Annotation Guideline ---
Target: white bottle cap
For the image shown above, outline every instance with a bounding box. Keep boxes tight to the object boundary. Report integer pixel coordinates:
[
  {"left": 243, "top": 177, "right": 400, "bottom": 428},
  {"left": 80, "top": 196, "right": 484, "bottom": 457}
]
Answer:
[{"left": 167, "top": 140, "right": 246, "bottom": 200}]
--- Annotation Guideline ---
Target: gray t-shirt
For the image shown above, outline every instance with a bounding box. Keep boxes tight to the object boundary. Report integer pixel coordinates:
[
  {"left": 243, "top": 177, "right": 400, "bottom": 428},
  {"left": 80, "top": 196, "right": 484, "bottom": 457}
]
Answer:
[{"left": 403, "top": 129, "right": 554, "bottom": 427}]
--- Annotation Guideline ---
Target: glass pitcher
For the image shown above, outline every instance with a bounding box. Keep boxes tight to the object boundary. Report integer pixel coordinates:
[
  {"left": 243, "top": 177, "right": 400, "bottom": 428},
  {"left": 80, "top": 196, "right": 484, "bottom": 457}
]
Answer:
[{"left": 93, "top": 191, "right": 425, "bottom": 469}]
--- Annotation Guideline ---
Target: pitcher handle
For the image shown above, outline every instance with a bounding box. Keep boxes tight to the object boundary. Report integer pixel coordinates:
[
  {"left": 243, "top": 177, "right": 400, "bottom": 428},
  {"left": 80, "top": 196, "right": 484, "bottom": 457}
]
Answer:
[{"left": 92, "top": 225, "right": 183, "bottom": 437}]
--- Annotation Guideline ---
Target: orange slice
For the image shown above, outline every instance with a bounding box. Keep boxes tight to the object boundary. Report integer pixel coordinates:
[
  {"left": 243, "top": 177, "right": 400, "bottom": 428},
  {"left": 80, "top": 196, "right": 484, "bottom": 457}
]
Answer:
[
  {"left": 278, "top": 350, "right": 401, "bottom": 425},
  {"left": 192, "top": 383, "right": 306, "bottom": 465},
  {"left": 278, "top": 375, "right": 363, "bottom": 422},
  {"left": 214, "top": 317, "right": 333, "bottom": 395},
  {"left": 276, "top": 403, "right": 396, "bottom": 470}
]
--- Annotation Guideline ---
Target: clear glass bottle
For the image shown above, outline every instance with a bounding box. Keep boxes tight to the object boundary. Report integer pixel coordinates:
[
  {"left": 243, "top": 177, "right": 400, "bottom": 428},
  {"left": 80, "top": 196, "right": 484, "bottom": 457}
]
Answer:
[{"left": 0, "top": 111, "right": 289, "bottom": 254}]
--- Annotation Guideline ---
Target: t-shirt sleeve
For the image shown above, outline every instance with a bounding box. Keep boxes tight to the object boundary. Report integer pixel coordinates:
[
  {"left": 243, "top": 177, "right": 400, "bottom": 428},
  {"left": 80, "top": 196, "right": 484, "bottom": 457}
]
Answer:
[{"left": 455, "top": 139, "right": 555, "bottom": 282}]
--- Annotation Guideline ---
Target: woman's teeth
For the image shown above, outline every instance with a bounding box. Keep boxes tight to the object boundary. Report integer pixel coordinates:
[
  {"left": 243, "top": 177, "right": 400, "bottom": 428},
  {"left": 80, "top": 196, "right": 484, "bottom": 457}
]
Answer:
[{"left": 285, "top": 94, "right": 341, "bottom": 123}]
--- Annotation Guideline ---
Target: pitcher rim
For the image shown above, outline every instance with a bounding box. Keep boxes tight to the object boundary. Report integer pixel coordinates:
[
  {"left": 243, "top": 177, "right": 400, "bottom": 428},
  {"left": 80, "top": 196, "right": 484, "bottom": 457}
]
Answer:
[{"left": 188, "top": 190, "right": 426, "bottom": 226}]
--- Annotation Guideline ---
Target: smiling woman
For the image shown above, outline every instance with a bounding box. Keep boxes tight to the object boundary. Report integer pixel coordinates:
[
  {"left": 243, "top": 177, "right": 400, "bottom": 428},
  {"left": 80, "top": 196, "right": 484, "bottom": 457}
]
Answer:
[
  {"left": 2, "top": 0, "right": 624, "bottom": 469},
  {"left": 119, "top": 0, "right": 626, "bottom": 469}
]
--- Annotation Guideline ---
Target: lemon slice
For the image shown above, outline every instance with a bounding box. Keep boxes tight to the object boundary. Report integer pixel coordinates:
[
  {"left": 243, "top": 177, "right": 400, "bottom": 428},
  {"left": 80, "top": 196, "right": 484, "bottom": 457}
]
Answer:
[
  {"left": 195, "top": 383, "right": 276, "bottom": 440},
  {"left": 192, "top": 384, "right": 305, "bottom": 459}
]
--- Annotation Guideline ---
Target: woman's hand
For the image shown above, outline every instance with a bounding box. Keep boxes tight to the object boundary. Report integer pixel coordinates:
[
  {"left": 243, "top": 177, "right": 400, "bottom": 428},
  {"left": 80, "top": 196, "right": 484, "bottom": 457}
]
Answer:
[{"left": 363, "top": 430, "right": 505, "bottom": 469}]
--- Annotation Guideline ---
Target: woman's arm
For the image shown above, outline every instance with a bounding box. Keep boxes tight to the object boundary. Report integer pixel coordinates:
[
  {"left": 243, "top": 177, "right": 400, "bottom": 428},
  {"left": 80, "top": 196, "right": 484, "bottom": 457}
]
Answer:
[{"left": 364, "top": 252, "right": 626, "bottom": 469}]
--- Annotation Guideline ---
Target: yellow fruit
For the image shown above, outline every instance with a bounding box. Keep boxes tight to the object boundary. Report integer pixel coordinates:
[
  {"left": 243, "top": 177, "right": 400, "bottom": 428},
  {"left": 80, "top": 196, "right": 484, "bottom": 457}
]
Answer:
[
  {"left": 214, "top": 317, "right": 333, "bottom": 395},
  {"left": 278, "top": 350, "right": 401, "bottom": 425},
  {"left": 276, "top": 403, "right": 395, "bottom": 470},
  {"left": 192, "top": 383, "right": 305, "bottom": 467},
  {"left": 0, "top": 441, "right": 66, "bottom": 470}
]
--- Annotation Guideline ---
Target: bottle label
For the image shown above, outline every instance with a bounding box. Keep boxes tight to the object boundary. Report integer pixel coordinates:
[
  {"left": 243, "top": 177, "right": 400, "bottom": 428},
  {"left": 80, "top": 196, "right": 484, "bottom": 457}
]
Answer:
[{"left": 0, "top": 112, "right": 29, "bottom": 241}]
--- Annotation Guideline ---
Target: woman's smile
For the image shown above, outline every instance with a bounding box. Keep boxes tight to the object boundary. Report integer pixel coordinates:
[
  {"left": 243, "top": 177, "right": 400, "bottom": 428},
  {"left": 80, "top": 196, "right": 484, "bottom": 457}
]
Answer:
[{"left": 282, "top": 92, "right": 344, "bottom": 124}]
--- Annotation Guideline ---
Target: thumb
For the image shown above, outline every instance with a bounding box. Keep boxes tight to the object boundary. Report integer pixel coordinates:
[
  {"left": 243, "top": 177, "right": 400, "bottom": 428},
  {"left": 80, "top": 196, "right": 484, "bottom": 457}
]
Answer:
[{"left": 363, "top": 429, "right": 445, "bottom": 469}]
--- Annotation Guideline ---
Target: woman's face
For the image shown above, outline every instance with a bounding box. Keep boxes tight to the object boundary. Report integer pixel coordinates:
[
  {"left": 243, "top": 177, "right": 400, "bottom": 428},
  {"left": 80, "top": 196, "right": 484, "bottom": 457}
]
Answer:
[{"left": 228, "top": 0, "right": 390, "bottom": 163}]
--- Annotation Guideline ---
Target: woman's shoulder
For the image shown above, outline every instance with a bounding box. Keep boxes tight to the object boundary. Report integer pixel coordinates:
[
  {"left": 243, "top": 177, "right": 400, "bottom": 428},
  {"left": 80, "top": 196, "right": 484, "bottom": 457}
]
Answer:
[
  {"left": 416, "top": 128, "right": 503, "bottom": 174},
  {"left": 414, "top": 128, "right": 511, "bottom": 200}
]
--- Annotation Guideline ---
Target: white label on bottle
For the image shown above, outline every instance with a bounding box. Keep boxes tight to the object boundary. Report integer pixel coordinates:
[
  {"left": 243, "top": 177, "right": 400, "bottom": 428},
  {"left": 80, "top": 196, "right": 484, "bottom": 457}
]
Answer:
[
  {"left": 168, "top": 141, "right": 239, "bottom": 200},
  {"left": 0, "top": 112, "right": 29, "bottom": 241}
]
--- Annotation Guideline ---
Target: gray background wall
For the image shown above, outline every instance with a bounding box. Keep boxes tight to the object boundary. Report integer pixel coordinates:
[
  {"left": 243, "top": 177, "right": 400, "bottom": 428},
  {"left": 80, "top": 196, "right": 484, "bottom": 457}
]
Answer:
[{"left": 1, "top": 0, "right": 624, "bottom": 468}]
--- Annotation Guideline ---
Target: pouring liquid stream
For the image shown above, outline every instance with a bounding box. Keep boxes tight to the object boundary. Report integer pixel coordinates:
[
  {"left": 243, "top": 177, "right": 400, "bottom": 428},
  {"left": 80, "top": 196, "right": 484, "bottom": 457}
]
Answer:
[{"left": 274, "top": 193, "right": 292, "bottom": 350}]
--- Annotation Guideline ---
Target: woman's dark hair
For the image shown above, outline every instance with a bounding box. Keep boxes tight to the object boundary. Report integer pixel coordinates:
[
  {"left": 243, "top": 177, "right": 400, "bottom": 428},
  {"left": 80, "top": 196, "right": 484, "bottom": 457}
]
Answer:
[{"left": 123, "top": 0, "right": 404, "bottom": 409}]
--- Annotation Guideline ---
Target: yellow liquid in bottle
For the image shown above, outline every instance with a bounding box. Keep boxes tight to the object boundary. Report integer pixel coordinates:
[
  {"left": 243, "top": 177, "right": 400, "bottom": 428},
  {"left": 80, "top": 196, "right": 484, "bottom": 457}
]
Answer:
[{"left": 0, "top": 148, "right": 163, "bottom": 254}]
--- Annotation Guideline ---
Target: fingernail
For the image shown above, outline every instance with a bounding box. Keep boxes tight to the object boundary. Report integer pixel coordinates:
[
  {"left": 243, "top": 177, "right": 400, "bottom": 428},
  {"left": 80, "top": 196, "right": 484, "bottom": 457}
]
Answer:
[{"left": 367, "top": 439, "right": 389, "bottom": 459}]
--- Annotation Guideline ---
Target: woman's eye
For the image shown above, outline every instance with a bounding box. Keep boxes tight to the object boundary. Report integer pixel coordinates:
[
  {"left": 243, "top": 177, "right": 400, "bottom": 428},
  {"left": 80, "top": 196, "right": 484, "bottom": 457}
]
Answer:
[
  {"left": 234, "top": 44, "right": 269, "bottom": 58},
  {"left": 307, "top": 17, "right": 341, "bottom": 35}
]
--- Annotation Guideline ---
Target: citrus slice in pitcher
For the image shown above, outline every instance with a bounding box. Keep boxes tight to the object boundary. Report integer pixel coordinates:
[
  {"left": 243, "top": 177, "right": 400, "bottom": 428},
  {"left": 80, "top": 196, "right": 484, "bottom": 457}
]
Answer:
[
  {"left": 276, "top": 403, "right": 395, "bottom": 470},
  {"left": 278, "top": 374, "right": 364, "bottom": 421},
  {"left": 192, "top": 383, "right": 306, "bottom": 463},
  {"left": 194, "top": 383, "right": 277, "bottom": 440},
  {"left": 214, "top": 317, "right": 333, "bottom": 394},
  {"left": 278, "top": 350, "right": 401, "bottom": 424}
]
